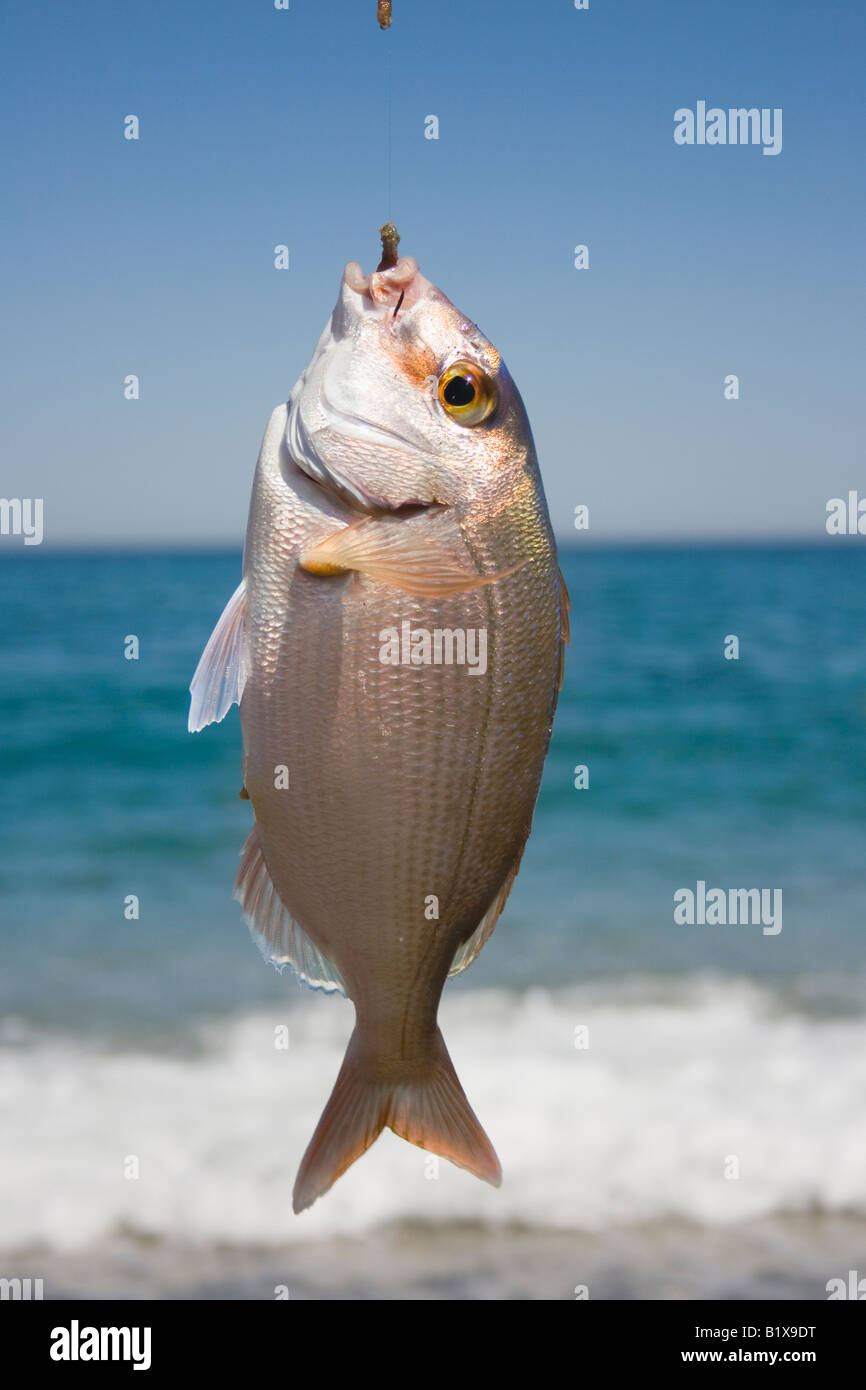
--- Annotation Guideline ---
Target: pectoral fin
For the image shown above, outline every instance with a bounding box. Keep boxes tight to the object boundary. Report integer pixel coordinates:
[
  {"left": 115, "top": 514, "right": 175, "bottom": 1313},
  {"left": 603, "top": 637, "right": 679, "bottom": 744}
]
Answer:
[{"left": 300, "top": 512, "right": 523, "bottom": 597}]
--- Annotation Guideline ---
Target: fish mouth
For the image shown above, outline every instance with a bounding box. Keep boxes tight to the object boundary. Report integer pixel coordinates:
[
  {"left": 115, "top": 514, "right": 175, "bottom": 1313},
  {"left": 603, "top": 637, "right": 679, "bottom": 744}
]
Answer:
[
  {"left": 343, "top": 255, "right": 419, "bottom": 310},
  {"left": 283, "top": 242, "right": 447, "bottom": 516}
]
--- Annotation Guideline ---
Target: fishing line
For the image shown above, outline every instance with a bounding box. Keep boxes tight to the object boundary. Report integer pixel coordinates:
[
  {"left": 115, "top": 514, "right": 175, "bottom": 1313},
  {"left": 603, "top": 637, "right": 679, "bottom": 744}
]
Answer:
[
  {"left": 378, "top": 2, "right": 393, "bottom": 220},
  {"left": 386, "top": 35, "right": 392, "bottom": 220}
]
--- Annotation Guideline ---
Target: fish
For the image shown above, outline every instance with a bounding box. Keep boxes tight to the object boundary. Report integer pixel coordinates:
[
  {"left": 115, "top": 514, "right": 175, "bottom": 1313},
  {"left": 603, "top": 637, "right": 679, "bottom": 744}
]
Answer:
[{"left": 189, "top": 228, "right": 569, "bottom": 1213}]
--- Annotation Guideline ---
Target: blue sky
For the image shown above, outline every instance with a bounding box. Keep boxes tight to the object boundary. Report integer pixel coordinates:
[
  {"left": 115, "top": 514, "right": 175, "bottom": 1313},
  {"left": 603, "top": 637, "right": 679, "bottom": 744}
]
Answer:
[{"left": 1, "top": 0, "right": 864, "bottom": 545}]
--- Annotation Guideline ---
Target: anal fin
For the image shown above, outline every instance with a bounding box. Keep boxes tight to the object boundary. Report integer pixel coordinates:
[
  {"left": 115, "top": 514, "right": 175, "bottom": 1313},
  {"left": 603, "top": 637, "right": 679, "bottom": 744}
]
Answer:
[{"left": 233, "top": 826, "right": 345, "bottom": 995}]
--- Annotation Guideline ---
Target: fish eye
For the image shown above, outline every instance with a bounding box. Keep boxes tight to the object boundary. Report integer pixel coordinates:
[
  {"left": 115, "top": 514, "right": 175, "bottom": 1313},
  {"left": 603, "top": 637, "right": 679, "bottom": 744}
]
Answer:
[{"left": 437, "top": 361, "right": 497, "bottom": 426}]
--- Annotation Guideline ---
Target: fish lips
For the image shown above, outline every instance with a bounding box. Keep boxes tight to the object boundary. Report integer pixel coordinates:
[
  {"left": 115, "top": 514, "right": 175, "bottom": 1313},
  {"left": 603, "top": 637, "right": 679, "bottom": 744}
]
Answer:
[{"left": 283, "top": 256, "right": 479, "bottom": 516}]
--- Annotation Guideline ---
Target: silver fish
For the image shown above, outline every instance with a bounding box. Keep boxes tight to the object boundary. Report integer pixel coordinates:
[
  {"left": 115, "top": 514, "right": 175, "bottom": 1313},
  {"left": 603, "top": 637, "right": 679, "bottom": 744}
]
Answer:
[{"left": 190, "top": 231, "right": 568, "bottom": 1211}]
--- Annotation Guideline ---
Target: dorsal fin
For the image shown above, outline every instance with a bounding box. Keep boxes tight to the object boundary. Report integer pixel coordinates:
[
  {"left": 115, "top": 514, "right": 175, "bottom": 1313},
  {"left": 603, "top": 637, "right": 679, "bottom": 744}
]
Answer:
[
  {"left": 557, "top": 566, "right": 571, "bottom": 692},
  {"left": 449, "top": 854, "right": 523, "bottom": 976}
]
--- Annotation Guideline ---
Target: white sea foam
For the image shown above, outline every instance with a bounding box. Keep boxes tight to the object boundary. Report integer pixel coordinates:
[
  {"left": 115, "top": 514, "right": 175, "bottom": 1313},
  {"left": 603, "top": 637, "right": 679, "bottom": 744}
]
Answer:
[{"left": 1, "top": 976, "right": 865, "bottom": 1251}]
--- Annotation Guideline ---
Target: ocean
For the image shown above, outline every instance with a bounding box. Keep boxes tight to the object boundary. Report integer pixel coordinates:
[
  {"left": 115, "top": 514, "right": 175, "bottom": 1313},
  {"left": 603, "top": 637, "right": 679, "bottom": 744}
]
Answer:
[{"left": 1, "top": 544, "right": 865, "bottom": 1299}]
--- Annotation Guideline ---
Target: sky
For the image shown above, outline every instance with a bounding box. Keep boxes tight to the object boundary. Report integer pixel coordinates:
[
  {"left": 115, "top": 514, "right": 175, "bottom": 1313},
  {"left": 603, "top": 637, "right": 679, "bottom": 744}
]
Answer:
[{"left": 1, "top": 0, "right": 864, "bottom": 546}]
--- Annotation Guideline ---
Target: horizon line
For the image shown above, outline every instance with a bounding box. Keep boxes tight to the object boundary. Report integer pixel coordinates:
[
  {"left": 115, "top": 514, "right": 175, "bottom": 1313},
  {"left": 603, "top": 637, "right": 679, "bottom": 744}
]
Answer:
[{"left": 2, "top": 533, "right": 864, "bottom": 557}]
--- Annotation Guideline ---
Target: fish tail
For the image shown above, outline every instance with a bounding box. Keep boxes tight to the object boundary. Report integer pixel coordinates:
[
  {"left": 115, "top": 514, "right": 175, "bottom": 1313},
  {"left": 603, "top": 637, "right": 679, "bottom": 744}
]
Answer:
[{"left": 292, "top": 1026, "right": 501, "bottom": 1213}]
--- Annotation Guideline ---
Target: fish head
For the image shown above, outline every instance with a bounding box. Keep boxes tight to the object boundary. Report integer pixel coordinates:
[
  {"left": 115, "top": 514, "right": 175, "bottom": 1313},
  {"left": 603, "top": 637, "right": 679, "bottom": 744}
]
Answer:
[{"left": 285, "top": 249, "right": 533, "bottom": 515}]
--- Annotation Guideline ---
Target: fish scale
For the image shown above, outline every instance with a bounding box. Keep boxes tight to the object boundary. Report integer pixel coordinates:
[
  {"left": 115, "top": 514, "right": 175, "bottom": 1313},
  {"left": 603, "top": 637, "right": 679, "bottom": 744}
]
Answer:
[{"left": 189, "top": 240, "right": 566, "bottom": 1210}]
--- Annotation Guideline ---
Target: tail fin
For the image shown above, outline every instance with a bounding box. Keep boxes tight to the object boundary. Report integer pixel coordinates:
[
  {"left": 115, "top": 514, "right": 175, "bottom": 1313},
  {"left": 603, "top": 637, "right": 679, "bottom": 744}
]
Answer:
[{"left": 292, "top": 1026, "right": 501, "bottom": 1213}]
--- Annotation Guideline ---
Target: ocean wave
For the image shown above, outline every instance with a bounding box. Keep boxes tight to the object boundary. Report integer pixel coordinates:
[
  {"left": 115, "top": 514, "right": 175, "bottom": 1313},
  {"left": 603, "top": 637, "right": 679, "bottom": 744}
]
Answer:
[{"left": 1, "top": 976, "right": 865, "bottom": 1251}]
